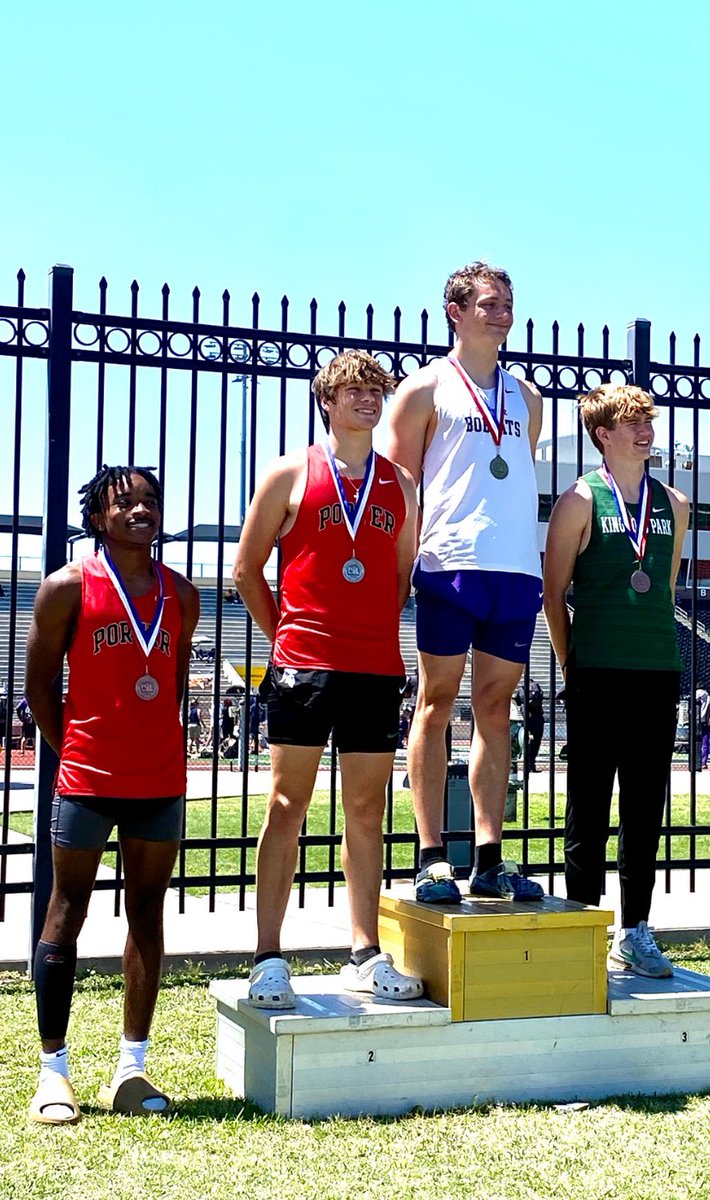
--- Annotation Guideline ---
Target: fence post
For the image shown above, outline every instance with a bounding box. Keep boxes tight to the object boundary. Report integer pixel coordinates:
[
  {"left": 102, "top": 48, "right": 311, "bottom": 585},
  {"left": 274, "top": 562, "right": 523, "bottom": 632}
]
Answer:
[
  {"left": 30, "top": 264, "right": 74, "bottom": 969},
  {"left": 627, "top": 318, "right": 651, "bottom": 390}
]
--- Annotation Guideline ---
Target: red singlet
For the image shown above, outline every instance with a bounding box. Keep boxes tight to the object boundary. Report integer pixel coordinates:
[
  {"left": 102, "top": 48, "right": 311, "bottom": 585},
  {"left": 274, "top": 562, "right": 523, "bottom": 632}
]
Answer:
[
  {"left": 56, "top": 553, "right": 186, "bottom": 798},
  {"left": 272, "top": 444, "right": 406, "bottom": 675}
]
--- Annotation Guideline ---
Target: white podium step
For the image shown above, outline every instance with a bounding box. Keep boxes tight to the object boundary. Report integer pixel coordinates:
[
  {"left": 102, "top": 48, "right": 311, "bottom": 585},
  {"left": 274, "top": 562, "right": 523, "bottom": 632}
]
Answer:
[{"left": 211, "top": 969, "right": 710, "bottom": 1119}]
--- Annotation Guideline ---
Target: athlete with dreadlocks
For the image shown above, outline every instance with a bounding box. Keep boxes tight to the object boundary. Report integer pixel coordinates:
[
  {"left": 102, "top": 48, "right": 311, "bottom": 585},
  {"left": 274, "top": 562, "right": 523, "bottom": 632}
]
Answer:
[{"left": 25, "top": 465, "right": 199, "bottom": 1124}]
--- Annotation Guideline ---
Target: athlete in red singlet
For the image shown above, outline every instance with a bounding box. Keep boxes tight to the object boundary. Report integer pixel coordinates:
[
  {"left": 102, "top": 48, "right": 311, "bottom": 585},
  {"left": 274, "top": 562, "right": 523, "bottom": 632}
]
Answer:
[
  {"left": 234, "top": 350, "right": 423, "bottom": 1007},
  {"left": 26, "top": 466, "right": 199, "bottom": 1125}
]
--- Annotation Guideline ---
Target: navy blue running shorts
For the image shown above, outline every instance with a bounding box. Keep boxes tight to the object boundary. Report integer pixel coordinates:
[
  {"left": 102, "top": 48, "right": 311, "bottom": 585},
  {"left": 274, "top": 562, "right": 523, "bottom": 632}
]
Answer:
[{"left": 414, "top": 565, "right": 542, "bottom": 662}]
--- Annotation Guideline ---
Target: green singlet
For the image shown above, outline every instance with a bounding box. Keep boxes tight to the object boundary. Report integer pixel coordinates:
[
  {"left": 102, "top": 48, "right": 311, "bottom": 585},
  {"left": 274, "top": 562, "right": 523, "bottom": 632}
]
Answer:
[{"left": 570, "top": 470, "right": 682, "bottom": 671}]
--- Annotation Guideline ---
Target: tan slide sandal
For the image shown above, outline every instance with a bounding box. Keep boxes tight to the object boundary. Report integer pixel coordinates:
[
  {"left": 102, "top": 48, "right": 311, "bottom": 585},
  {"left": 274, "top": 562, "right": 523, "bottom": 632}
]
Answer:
[
  {"left": 97, "top": 1073, "right": 170, "bottom": 1115},
  {"left": 28, "top": 1075, "right": 82, "bottom": 1125}
]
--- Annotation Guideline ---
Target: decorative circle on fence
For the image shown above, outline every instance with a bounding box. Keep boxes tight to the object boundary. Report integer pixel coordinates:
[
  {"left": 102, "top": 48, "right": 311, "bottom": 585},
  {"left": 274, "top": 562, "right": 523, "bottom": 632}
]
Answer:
[
  {"left": 0, "top": 319, "right": 17, "bottom": 345},
  {"left": 700, "top": 378, "right": 710, "bottom": 401},
  {"left": 285, "top": 342, "right": 311, "bottom": 368},
  {"left": 230, "top": 339, "right": 250, "bottom": 365},
  {"left": 674, "top": 376, "right": 696, "bottom": 400},
  {"left": 609, "top": 367, "right": 631, "bottom": 385},
  {"left": 167, "top": 331, "right": 193, "bottom": 358},
  {"left": 106, "top": 327, "right": 131, "bottom": 353},
  {"left": 74, "top": 323, "right": 101, "bottom": 347},
  {"left": 315, "top": 345, "right": 337, "bottom": 368},
  {"left": 650, "top": 374, "right": 670, "bottom": 398},
  {"left": 23, "top": 321, "right": 50, "bottom": 348},
  {"left": 582, "top": 368, "right": 604, "bottom": 390},
  {"left": 530, "top": 364, "right": 553, "bottom": 389},
  {"left": 398, "top": 352, "right": 425, "bottom": 377},
  {"left": 373, "top": 350, "right": 395, "bottom": 374},
  {"left": 558, "top": 366, "right": 582, "bottom": 392},
  {"left": 199, "top": 336, "right": 223, "bottom": 362},
  {"left": 137, "top": 330, "right": 163, "bottom": 357},
  {"left": 258, "top": 342, "right": 281, "bottom": 366}
]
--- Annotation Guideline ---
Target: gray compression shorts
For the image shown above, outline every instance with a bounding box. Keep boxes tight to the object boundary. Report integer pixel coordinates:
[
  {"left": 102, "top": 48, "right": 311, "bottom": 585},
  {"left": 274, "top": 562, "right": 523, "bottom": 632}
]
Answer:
[{"left": 50, "top": 794, "right": 184, "bottom": 850}]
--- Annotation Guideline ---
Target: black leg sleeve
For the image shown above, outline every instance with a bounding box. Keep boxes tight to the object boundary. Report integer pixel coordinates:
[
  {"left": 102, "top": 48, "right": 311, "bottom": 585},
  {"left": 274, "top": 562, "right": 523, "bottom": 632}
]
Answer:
[{"left": 34, "top": 940, "right": 78, "bottom": 1041}]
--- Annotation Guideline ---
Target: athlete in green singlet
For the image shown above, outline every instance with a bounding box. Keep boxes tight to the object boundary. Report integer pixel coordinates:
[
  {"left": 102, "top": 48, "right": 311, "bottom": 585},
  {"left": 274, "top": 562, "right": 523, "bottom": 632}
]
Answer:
[{"left": 544, "top": 384, "right": 688, "bottom": 978}]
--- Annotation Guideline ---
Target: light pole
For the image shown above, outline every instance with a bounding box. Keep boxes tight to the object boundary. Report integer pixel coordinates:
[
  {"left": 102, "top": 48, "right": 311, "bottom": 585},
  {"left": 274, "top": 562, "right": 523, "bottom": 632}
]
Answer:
[{"left": 231, "top": 340, "right": 251, "bottom": 524}]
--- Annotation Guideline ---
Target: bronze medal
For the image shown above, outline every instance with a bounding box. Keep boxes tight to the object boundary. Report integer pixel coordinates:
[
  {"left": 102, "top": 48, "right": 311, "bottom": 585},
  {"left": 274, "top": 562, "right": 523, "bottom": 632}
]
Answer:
[
  {"left": 490, "top": 455, "right": 509, "bottom": 480},
  {"left": 630, "top": 569, "right": 651, "bottom": 594}
]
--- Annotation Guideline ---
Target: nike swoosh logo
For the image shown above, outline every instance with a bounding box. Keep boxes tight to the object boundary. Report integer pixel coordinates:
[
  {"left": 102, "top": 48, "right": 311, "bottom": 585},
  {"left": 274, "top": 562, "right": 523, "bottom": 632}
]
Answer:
[
  {"left": 514, "top": 641, "right": 527, "bottom": 648},
  {"left": 652, "top": 507, "right": 665, "bottom": 514},
  {"left": 379, "top": 479, "right": 394, "bottom": 485}
]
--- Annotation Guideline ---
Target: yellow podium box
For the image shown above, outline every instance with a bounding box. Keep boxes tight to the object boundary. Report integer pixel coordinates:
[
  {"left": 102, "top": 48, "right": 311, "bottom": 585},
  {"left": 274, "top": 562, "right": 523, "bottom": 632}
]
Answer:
[{"left": 379, "top": 893, "right": 613, "bottom": 1022}]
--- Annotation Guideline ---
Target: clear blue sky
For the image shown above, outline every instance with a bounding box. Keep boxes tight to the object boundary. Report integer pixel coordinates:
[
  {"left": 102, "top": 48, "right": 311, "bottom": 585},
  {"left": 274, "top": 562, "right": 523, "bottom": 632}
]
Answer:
[{"left": 1, "top": 0, "right": 708, "bottom": 557}]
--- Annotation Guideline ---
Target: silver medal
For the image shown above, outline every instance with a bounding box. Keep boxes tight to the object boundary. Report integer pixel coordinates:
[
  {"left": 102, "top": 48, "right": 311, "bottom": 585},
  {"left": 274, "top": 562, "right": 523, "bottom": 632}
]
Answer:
[
  {"left": 342, "top": 557, "right": 366, "bottom": 583},
  {"left": 135, "top": 673, "right": 160, "bottom": 700}
]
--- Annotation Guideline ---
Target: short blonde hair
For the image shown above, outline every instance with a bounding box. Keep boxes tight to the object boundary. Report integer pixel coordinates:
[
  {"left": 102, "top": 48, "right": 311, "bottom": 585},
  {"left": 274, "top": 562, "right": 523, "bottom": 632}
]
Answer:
[
  {"left": 312, "top": 350, "right": 396, "bottom": 430},
  {"left": 579, "top": 383, "right": 658, "bottom": 454}
]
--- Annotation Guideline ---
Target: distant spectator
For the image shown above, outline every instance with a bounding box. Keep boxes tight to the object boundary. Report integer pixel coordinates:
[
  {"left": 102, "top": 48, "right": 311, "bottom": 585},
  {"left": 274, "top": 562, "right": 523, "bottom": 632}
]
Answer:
[
  {"left": 697, "top": 686, "right": 710, "bottom": 769},
  {"left": 187, "top": 701, "right": 203, "bottom": 756},
  {"left": 249, "top": 693, "right": 263, "bottom": 755},
  {"left": 514, "top": 678, "right": 545, "bottom": 772},
  {"left": 220, "top": 698, "right": 235, "bottom": 745},
  {"left": 16, "top": 696, "right": 36, "bottom": 752}
]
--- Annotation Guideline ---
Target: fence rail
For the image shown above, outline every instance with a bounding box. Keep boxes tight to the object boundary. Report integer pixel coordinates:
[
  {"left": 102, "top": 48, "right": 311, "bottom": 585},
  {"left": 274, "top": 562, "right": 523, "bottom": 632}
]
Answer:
[{"left": 2, "top": 265, "right": 710, "bottom": 957}]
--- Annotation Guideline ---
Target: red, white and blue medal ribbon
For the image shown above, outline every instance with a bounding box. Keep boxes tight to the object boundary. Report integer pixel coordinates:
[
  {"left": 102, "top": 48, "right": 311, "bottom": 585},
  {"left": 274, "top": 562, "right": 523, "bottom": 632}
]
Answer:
[
  {"left": 100, "top": 547, "right": 165, "bottom": 655},
  {"left": 100, "top": 548, "right": 165, "bottom": 695},
  {"left": 601, "top": 463, "right": 652, "bottom": 575},
  {"left": 324, "top": 443, "right": 376, "bottom": 583},
  {"left": 448, "top": 354, "right": 506, "bottom": 446}
]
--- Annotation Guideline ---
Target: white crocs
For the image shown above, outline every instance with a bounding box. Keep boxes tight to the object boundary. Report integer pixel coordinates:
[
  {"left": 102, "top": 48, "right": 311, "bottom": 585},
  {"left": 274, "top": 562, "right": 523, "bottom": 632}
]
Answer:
[
  {"left": 339, "top": 952, "right": 423, "bottom": 1001},
  {"left": 248, "top": 957, "right": 296, "bottom": 1009}
]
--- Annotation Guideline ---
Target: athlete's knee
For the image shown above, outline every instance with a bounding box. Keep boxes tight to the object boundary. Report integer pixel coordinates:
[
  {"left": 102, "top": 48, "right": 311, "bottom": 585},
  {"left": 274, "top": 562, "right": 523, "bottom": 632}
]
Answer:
[
  {"left": 43, "top": 889, "right": 91, "bottom": 943},
  {"left": 414, "top": 689, "right": 458, "bottom": 731},
  {"left": 124, "top": 884, "right": 169, "bottom": 933},
  {"left": 472, "top": 682, "right": 516, "bottom": 731},
  {"left": 263, "top": 790, "right": 310, "bottom": 833},
  {"left": 342, "top": 793, "right": 386, "bottom": 831}
]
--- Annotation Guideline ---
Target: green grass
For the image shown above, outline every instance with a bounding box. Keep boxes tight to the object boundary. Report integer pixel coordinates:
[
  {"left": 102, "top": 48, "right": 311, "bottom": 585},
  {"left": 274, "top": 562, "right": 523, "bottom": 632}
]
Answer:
[
  {"left": 2, "top": 948, "right": 710, "bottom": 1200},
  {"left": 9, "top": 790, "right": 710, "bottom": 894}
]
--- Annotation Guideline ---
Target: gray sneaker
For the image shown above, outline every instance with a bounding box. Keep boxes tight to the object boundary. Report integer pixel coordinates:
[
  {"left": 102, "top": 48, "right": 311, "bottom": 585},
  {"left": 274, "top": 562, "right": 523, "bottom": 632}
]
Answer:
[{"left": 608, "top": 921, "right": 673, "bottom": 978}]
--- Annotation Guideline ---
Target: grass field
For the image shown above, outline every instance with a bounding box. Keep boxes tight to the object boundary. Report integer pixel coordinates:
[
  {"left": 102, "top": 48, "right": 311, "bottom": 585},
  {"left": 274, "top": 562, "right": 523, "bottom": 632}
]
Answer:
[
  {"left": 3, "top": 947, "right": 710, "bottom": 1200},
  {"left": 9, "top": 790, "right": 710, "bottom": 894}
]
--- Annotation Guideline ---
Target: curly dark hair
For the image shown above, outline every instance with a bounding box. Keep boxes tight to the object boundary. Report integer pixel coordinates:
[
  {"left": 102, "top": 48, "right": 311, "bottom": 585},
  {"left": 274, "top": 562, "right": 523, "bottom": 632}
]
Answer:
[{"left": 78, "top": 464, "right": 163, "bottom": 539}]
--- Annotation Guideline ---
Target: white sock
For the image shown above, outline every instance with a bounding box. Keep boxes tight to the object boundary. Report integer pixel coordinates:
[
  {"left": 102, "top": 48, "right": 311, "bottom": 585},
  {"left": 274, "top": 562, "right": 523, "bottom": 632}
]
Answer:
[
  {"left": 111, "top": 1036, "right": 148, "bottom": 1090},
  {"left": 39, "top": 1046, "right": 70, "bottom": 1085}
]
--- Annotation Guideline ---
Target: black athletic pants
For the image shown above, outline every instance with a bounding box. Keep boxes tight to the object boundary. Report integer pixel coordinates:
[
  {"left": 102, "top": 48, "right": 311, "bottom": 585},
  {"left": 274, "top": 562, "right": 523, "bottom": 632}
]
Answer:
[{"left": 564, "top": 663, "right": 680, "bottom": 928}]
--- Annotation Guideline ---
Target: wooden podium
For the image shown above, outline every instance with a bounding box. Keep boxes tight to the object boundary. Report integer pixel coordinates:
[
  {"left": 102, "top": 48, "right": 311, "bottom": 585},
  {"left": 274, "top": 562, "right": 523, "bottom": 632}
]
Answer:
[{"left": 378, "top": 893, "right": 613, "bottom": 1021}]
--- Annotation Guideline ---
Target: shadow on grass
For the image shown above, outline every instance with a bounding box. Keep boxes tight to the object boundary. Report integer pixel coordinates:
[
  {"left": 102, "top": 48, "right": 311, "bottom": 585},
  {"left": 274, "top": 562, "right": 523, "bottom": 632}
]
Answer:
[{"left": 79, "top": 1096, "right": 271, "bottom": 1122}]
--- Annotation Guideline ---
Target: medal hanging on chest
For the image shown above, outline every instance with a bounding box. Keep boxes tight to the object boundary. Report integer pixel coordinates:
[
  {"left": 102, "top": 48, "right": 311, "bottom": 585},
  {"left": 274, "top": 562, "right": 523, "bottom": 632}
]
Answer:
[
  {"left": 600, "top": 464, "right": 653, "bottom": 595},
  {"left": 324, "top": 443, "right": 376, "bottom": 584},
  {"left": 100, "top": 548, "right": 165, "bottom": 699},
  {"left": 448, "top": 354, "right": 508, "bottom": 478}
]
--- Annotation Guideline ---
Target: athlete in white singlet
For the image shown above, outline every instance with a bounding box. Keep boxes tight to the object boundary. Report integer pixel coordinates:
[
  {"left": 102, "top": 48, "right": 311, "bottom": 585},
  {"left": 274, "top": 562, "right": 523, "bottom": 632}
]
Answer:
[{"left": 388, "top": 261, "right": 545, "bottom": 904}]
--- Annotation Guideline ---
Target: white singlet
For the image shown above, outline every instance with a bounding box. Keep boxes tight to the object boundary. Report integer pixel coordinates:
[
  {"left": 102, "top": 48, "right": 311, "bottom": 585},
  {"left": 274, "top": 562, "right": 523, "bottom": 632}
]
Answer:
[{"left": 417, "top": 358, "right": 541, "bottom": 578}]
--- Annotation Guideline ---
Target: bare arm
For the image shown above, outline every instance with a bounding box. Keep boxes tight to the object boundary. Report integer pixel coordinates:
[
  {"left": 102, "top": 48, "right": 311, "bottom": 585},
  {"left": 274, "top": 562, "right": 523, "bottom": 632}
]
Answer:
[
  {"left": 387, "top": 368, "right": 437, "bottom": 487},
  {"left": 393, "top": 464, "right": 419, "bottom": 610},
  {"left": 233, "top": 457, "right": 301, "bottom": 642},
  {"left": 666, "top": 484, "right": 690, "bottom": 590},
  {"left": 519, "top": 378, "right": 543, "bottom": 456},
  {"left": 543, "top": 482, "right": 592, "bottom": 671},
  {"left": 25, "top": 566, "right": 82, "bottom": 755},
  {"left": 174, "top": 574, "right": 201, "bottom": 705}
]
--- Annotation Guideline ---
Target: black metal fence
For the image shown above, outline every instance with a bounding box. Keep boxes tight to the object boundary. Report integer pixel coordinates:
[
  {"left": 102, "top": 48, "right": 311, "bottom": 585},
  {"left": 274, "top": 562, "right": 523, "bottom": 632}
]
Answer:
[{"left": 3, "top": 264, "right": 710, "bottom": 952}]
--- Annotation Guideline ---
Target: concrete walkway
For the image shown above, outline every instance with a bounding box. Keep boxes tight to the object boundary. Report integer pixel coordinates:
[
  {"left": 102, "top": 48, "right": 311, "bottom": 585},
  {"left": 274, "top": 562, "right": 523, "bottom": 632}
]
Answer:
[{"left": 2, "top": 766, "right": 710, "bottom": 973}]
